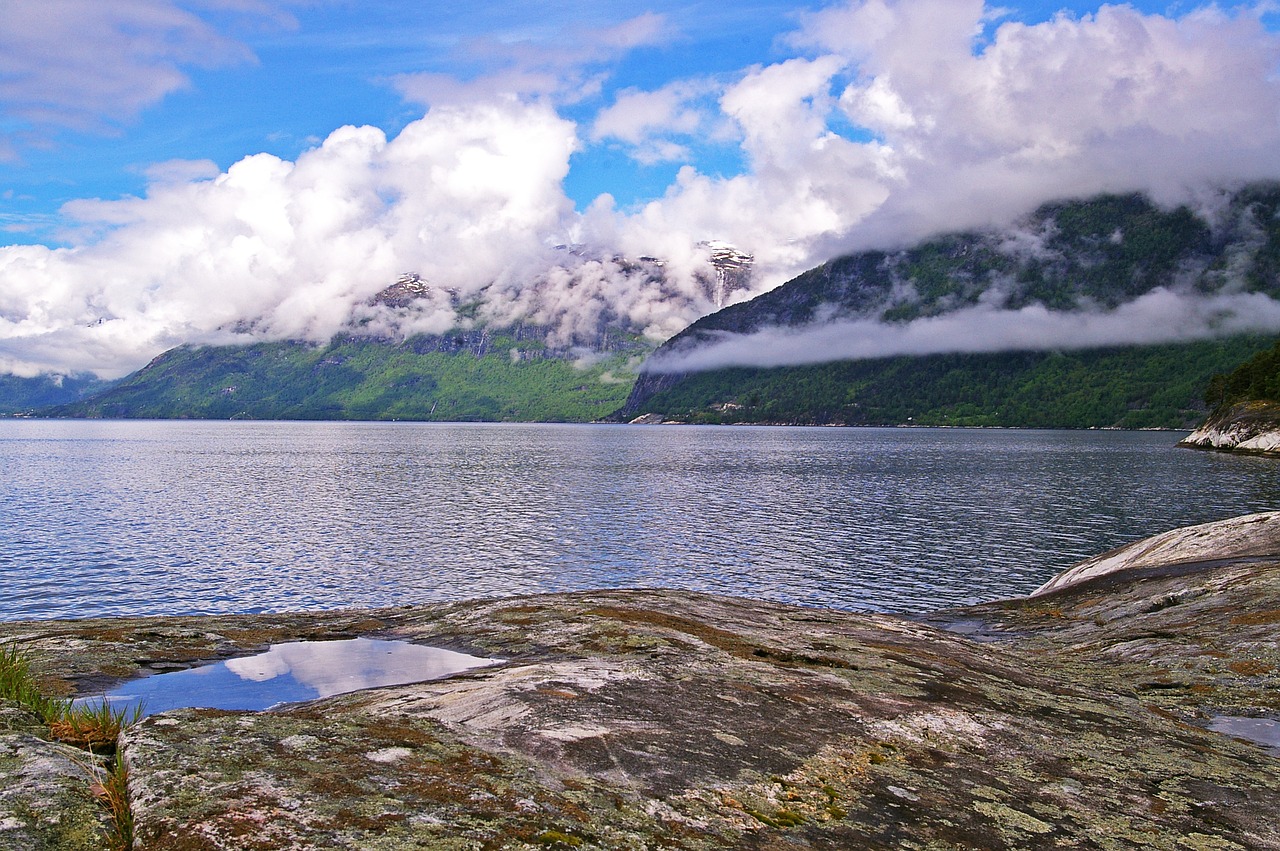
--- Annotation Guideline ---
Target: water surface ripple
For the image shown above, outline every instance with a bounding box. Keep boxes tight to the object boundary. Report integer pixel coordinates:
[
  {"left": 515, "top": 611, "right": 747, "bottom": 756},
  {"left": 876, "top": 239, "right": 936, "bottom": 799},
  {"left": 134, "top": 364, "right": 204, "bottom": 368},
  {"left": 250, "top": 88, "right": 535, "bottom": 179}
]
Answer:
[{"left": 3, "top": 421, "right": 1279, "bottom": 620}]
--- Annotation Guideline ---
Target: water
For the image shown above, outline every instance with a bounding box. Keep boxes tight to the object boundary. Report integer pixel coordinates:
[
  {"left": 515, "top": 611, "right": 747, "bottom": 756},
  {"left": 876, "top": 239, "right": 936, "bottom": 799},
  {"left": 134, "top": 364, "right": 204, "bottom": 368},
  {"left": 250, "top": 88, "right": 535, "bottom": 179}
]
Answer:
[
  {"left": 1208, "top": 716, "right": 1280, "bottom": 756},
  {"left": 77, "top": 638, "right": 498, "bottom": 717},
  {"left": 3, "top": 420, "right": 1280, "bottom": 620}
]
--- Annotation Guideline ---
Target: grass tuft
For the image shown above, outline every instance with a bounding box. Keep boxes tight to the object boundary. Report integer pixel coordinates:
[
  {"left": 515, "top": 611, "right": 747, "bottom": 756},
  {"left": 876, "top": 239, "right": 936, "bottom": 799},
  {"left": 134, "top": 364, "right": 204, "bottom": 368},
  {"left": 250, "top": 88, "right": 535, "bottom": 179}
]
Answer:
[
  {"left": 49, "top": 699, "right": 143, "bottom": 754},
  {"left": 0, "top": 643, "right": 65, "bottom": 720},
  {"left": 2, "top": 642, "right": 140, "bottom": 753},
  {"left": 93, "top": 752, "right": 134, "bottom": 851},
  {"left": 2, "top": 643, "right": 139, "bottom": 849}
]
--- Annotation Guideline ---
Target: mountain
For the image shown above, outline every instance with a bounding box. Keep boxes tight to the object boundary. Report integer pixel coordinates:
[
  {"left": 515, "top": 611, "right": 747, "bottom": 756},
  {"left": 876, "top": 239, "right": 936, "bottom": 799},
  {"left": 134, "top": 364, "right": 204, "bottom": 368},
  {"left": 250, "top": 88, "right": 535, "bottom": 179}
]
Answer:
[
  {"left": 41, "top": 243, "right": 758, "bottom": 421},
  {"left": 46, "top": 331, "right": 643, "bottom": 422},
  {"left": 647, "top": 187, "right": 1280, "bottom": 351},
  {"left": 38, "top": 184, "right": 1280, "bottom": 425},
  {"left": 0, "top": 373, "right": 113, "bottom": 416},
  {"left": 615, "top": 184, "right": 1280, "bottom": 426}
]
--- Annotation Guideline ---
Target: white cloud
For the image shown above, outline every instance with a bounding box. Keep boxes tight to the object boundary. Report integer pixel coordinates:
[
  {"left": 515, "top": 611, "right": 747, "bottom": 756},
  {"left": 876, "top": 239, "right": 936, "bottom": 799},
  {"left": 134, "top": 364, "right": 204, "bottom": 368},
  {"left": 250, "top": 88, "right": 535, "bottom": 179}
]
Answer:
[
  {"left": 393, "top": 13, "right": 671, "bottom": 107},
  {"left": 0, "top": 0, "right": 259, "bottom": 151},
  {"left": 624, "top": 0, "right": 1280, "bottom": 279},
  {"left": 223, "top": 638, "right": 493, "bottom": 697},
  {"left": 591, "top": 80, "right": 717, "bottom": 163},
  {"left": 6, "top": 1, "right": 1280, "bottom": 379},
  {"left": 813, "top": 1, "right": 1280, "bottom": 247},
  {"left": 0, "top": 103, "right": 585, "bottom": 376},
  {"left": 601, "top": 56, "right": 896, "bottom": 284},
  {"left": 0, "top": 99, "right": 728, "bottom": 377},
  {"left": 653, "top": 290, "right": 1280, "bottom": 373}
]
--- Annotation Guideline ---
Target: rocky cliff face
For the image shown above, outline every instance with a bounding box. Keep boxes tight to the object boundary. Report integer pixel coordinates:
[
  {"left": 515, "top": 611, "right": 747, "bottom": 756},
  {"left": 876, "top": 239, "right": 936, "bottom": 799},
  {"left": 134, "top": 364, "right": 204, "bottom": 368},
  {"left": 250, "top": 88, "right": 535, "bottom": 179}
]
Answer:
[
  {"left": 697, "top": 240, "right": 753, "bottom": 308},
  {"left": 358, "top": 241, "right": 754, "bottom": 359},
  {"left": 3, "top": 514, "right": 1280, "bottom": 849}
]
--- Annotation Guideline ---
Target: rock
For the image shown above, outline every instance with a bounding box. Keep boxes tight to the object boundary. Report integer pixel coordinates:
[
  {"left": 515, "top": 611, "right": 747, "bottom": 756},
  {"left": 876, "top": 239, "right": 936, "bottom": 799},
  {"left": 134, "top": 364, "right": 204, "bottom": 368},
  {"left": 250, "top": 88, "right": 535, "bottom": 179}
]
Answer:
[
  {"left": 1031, "top": 510, "right": 1280, "bottom": 596},
  {"left": 1179, "top": 400, "right": 1280, "bottom": 454},
  {"left": 0, "top": 722, "right": 111, "bottom": 851},
  {"left": 2, "top": 518, "right": 1280, "bottom": 849}
]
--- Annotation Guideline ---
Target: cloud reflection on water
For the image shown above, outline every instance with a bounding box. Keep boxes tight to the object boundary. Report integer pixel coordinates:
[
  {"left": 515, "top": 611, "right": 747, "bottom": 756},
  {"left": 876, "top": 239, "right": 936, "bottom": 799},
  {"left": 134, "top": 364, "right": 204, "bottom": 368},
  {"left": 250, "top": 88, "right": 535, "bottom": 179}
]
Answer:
[
  {"left": 223, "top": 637, "right": 496, "bottom": 697},
  {"left": 100, "top": 638, "right": 498, "bottom": 716}
]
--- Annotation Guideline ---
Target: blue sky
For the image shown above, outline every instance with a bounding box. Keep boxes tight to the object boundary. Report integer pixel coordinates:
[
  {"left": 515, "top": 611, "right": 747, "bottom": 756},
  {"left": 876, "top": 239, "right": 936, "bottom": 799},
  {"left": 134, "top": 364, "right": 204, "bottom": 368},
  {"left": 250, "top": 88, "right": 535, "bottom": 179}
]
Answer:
[
  {"left": 3, "top": 1, "right": 1280, "bottom": 377},
  {"left": 0, "top": 0, "right": 1227, "bottom": 243}
]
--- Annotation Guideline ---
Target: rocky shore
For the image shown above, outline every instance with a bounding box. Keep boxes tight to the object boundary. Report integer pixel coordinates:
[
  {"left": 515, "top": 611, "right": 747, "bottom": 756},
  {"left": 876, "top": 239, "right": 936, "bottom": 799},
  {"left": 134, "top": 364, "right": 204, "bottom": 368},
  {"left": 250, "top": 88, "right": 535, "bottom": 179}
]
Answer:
[
  {"left": 1178, "top": 400, "right": 1280, "bottom": 454},
  {"left": 3, "top": 513, "right": 1280, "bottom": 850}
]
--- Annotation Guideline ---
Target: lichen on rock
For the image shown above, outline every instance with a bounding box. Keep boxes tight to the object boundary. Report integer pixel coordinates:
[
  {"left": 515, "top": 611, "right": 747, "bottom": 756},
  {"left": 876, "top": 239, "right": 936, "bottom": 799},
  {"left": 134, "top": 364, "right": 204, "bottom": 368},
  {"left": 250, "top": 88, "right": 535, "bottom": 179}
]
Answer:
[
  {"left": 0, "top": 722, "right": 112, "bottom": 851},
  {"left": 3, "top": 515, "right": 1280, "bottom": 849}
]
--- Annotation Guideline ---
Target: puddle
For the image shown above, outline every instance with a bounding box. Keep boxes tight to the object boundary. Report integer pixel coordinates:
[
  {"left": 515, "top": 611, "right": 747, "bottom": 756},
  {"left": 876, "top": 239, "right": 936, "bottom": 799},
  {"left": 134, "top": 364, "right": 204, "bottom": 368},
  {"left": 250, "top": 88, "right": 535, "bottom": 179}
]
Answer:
[
  {"left": 931, "top": 618, "right": 1011, "bottom": 643},
  {"left": 1208, "top": 716, "right": 1280, "bottom": 756},
  {"left": 80, "top": 638, "right": 500, "bottom": 717}
]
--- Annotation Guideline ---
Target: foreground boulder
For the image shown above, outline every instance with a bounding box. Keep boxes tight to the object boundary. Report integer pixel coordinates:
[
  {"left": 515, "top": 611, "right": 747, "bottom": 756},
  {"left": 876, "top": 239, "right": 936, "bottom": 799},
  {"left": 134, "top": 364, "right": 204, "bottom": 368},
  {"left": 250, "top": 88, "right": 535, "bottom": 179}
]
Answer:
[
  {"left": 0, "top": 706, "right": 111, "bottom": 851},
  {"left": 2, "top": 513, "right": 1279, "bottom": 849}
]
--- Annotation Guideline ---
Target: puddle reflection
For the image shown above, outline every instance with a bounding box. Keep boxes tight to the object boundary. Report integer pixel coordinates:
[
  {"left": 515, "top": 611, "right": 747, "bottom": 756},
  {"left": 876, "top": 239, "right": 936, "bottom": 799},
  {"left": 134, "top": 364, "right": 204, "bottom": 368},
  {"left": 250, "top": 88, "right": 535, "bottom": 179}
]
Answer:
[
  {"left": 1208, "top": 716, "right": 1280, "bottom": 755},
  {"left": 87, "top": 638, "right": 500, "bottom": 717}
]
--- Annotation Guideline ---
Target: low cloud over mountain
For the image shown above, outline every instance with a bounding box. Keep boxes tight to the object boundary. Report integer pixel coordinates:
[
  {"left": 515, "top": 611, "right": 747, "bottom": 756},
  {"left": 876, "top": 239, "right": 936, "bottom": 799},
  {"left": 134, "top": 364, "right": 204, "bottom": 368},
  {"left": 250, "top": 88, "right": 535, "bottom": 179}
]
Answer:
[{"left": 4, "top": 2, "right": 1280, "bottom": 377}]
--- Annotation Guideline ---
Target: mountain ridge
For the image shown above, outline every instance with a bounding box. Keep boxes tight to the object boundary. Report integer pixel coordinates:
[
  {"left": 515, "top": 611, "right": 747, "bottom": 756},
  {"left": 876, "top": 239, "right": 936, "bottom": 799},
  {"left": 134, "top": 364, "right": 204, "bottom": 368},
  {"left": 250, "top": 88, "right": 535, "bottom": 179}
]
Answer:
[
  {"left": 614, "top": 183, "right": 1280, "bottom": 423},
  {"left": 23, "top": 184, "right": 1280, "bottom": 425},
  {"left": 45, "top": 333, "right": 644, "bottom": 422}
]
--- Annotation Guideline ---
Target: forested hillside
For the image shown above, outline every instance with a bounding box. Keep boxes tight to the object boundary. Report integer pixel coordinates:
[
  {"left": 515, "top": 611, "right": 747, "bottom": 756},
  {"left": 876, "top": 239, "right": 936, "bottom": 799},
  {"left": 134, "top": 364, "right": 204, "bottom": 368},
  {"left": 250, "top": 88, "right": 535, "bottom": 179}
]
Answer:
[
  {"left": 1202, "top": 338, "right": 1280, "bottom": 413},
  {"left": 616, "top": 185, "right": 1280, "bottom": 427},
  {"left": 654, "top": 186, "right": 1280, "bottom": 358},
  {"left": 48, "top": 335, "right": 640, "bottom": 422},
  {"left": 0, "top": 373, "right": 112, "bottom": 415},
  {"left": 625, "top": 336, "right": 1276, "bottom": 429}
]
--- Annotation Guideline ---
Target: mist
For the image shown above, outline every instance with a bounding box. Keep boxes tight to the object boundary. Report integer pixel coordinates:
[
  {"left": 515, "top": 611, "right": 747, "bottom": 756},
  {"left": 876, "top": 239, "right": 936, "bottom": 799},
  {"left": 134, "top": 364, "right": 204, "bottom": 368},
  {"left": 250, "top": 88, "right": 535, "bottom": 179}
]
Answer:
[{"left": 650, "top": 291, "right": 1280, "bottom": 374}]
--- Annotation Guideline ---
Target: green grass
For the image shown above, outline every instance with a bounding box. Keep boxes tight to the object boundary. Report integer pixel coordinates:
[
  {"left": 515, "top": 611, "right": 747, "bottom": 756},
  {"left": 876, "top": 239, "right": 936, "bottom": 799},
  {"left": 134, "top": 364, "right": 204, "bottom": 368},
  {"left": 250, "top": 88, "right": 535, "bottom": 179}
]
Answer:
[
  {"left": 1, "top": 643, "right": 67, "bottom": 724},
  {"left": 96, "top": 753, "right": 133, "bottom": 851},
  {"left": 48, "top": 699, "right": 143, "bottom": 754},
  {"left": 2, "top": 644, "right": 139, "bottom": 849},
  {"left": 2, "top": 643, "right": 140, "bottom": 753}
]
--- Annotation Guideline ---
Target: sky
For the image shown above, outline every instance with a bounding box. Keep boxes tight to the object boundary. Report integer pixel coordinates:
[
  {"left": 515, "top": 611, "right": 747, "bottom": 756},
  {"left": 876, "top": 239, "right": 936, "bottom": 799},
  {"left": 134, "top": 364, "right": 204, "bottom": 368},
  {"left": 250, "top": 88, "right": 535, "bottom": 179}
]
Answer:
[{"left": 3, "top": 0, "right": 1280, "bottom": 378}]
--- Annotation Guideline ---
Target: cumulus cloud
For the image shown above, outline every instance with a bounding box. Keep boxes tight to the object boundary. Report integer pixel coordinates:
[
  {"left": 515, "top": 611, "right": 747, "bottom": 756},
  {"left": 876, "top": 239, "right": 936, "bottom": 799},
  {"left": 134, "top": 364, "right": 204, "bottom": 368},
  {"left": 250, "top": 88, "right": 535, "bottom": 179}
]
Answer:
[
  {"left": 591, "top": 80, "right": 722, "bottom": 164},
  {"left": 797, "top": 0, "right": 1280, "bottom": 249},
  {"left": 223, "top": 638, "right": 493, "bottom": 696},
  {"left": 6, "top": 1, "right": 1280, "bottom": 378},
  {"left": 598, "top": 55, "right": 897, "bottom": 284},
  {"left": 652, "top": 290, "right": 1280, "bottom": 373},
  {"left": 0, "top": 102, "right": 584, "bottom": 376},
  {"left": 578, "top": 0, "right": 1280, "bottom": 321},
  {"left": 0, "top": 100, "right": 725, "bottom": 377}
]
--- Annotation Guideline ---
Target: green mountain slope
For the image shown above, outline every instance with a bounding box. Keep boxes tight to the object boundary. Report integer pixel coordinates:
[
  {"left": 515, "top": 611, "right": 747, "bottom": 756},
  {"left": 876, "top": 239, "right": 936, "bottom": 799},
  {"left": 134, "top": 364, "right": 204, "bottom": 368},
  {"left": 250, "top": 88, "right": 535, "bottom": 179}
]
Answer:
[
  {"left": 0, "top": 373, "right": 113, "bottom": 415},
  {"left": 49, "top": 335, "right": 642, "bottom": 422},
  {"left": 1178, "top": 337, "right": 1280, "bottom": 449},
  {"left": 1202, "top": 337, "right": 1280, "bottom": 412},
  {"left": 615, "top": 184, "right": 1280, "bottom": 425},
  {"left": 622, "top": 335, "right": 1276, "bottom": 429},
  {"left": 656, "top": 187, "right": 1280, "bottom": 354}
]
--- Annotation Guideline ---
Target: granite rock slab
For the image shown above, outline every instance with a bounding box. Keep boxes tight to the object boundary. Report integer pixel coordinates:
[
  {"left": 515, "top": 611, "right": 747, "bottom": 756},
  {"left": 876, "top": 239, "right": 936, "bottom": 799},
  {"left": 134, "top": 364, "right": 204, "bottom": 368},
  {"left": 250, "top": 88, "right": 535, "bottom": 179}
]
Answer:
[{"left": 2, "top": 515, "right": 1279, "bottom": 849}]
